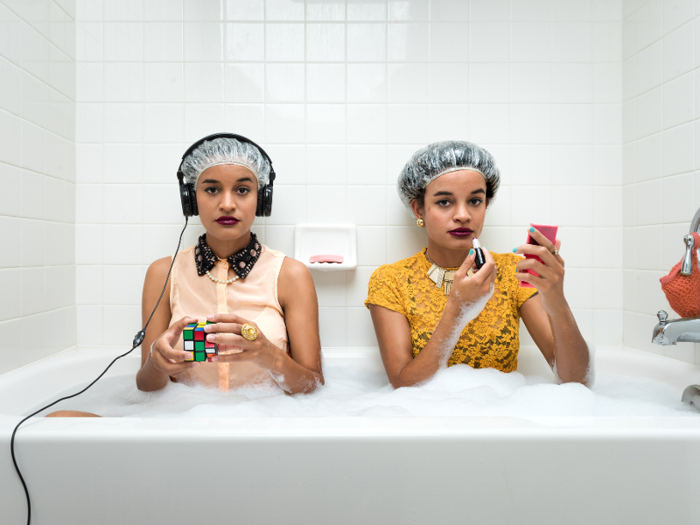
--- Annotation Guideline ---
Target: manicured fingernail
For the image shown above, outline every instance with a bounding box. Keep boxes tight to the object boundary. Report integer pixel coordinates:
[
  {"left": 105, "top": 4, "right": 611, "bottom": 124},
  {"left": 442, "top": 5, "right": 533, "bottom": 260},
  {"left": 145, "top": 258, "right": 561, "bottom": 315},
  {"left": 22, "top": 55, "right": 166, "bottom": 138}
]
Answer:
[
  {"left": 186, "top": 352, "right": 193, "bottom": 360},
  {"left": 207, "top": 315, "right": 215, "bottom": 320},
  {"left": 210, "top": 356, "right": 218, "bottom": 362},
  {"left": 529, "top": 227, "right": 535, "bottom": 233},
  {"left": 203, "top": 324, "right": 212, "bottom": 332},
  {"left": 512, "top": 248, "right": 518, "bottom": 253},
  {"left": 206, "top": 334, "right": 214, "bottom": 341},
  {"left": 469, "top": 248, "right": 474, "bottom": 256}
]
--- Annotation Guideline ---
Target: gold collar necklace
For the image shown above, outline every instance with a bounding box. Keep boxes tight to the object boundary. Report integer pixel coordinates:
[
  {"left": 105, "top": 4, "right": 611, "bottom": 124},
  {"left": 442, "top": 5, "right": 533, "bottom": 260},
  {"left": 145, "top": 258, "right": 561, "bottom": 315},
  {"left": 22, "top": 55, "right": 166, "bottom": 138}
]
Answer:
[
  {"left": 425, "top": 251, "right": 457, "bottom": 296},
  {"left": 425, "top": 251, "right": 474, "bottom": 296}
]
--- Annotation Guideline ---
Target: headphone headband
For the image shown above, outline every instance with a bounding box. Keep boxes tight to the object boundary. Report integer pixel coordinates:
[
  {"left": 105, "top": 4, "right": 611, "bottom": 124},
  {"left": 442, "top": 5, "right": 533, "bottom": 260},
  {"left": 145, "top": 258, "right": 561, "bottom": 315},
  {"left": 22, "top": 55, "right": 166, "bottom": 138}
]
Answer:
[{"left": 176, "top": 132, "right": 276, "bottom": 217}]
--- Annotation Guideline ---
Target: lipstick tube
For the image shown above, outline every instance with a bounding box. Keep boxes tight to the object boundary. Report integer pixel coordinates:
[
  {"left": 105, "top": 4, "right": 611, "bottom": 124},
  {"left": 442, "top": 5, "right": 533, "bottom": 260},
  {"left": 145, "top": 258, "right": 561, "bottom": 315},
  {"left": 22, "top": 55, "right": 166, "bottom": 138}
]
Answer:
[{"left": 472, "top": 239, "right": 486, "bottom": 270}]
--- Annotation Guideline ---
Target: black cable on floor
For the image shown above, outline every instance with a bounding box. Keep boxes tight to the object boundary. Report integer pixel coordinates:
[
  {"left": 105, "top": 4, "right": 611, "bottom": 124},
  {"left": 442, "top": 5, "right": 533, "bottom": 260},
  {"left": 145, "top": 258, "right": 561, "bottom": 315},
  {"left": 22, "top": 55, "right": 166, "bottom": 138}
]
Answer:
[{"left": 10, "top": 218, "right": 189, "bottom": 525}]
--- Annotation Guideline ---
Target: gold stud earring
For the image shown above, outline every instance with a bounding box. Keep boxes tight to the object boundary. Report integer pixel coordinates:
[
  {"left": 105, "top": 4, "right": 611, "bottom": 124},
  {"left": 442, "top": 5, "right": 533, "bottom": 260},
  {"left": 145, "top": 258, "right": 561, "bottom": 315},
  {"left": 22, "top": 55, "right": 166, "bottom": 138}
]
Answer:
[{"left": 417, "top": 218, "right": 425, "bottom": 228}]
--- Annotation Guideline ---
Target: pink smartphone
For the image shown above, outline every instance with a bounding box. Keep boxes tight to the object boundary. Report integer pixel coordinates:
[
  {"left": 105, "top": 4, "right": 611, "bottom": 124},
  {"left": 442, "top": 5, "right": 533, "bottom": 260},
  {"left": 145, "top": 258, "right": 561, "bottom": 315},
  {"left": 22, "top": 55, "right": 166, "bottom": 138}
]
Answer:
[{"left": 520, "top": 223, "right": 558, "bottom": 288}]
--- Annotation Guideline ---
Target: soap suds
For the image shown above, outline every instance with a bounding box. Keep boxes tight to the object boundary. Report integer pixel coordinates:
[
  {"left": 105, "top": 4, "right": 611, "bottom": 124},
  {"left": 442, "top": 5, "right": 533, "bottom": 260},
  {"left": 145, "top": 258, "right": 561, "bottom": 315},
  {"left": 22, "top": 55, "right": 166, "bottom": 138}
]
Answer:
[
  {"left": 42, "top": 357, "right": 695, "bottom": 419},
  {"left": 437, "top": 284, "right": 495, "bottom": 364}
]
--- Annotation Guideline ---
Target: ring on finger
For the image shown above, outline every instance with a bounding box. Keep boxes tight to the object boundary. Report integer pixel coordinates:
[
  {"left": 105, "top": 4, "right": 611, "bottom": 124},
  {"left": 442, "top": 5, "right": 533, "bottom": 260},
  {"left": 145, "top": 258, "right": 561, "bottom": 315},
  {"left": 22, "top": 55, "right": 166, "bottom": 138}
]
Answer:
[
  {"left": 241, "top": 323, "right": 258, "bottom": 341},
  {"left": 551, "top": 248, "right": 559, "bottom": 255}
]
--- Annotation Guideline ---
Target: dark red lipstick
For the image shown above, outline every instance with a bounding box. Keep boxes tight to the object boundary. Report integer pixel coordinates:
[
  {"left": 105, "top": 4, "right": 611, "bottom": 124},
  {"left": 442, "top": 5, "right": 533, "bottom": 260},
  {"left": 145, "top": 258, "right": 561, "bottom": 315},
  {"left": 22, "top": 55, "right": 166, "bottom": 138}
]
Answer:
[
  {"left": 216, "top": 216, "right": 239, "bottom": 225},
  {"left": 448, "top": 228, "right": 473, "bottom": 237}
]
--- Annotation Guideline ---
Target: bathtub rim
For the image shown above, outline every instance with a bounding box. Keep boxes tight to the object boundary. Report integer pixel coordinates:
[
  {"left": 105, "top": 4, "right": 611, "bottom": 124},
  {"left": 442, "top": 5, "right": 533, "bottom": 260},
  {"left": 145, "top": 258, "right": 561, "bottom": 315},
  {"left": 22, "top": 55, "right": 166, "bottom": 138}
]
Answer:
[{"left": 1, "top": 345, "right": 700, "bottom": 435}]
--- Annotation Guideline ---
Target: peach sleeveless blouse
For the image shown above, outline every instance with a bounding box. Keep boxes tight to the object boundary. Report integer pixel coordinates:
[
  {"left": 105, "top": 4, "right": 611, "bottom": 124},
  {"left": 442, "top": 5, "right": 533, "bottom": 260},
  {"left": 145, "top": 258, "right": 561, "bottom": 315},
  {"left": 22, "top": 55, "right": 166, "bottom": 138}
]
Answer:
[{"left": 169, "top": 244, "right": 288, "bottom": 391}]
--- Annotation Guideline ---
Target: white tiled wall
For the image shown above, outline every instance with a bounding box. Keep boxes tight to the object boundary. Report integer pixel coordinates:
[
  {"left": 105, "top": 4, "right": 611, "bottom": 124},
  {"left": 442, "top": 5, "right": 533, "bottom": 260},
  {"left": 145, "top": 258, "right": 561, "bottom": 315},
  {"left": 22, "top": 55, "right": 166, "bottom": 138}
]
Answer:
[
  {"left": 0, "top": 0, "right": 77, "bottom": 374},
  {"left": 622, "top": 0, "right": 700, "bottom": 364},
  {"left": 71, "top": 0, "right": 626, "bottom": 352}
]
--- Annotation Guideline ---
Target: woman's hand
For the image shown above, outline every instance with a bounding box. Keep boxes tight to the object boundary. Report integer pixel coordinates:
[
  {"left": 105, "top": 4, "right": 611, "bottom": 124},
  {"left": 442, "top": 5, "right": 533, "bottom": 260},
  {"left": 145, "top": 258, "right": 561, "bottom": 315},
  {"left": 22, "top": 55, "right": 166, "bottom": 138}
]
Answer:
[
  {"left": 149, "top": 316, "right": 202, "bottom": 376},
  {"left": 448, "top": 246, "right": 497, "bottom": 309},
  {"left": 514, "top": 228, "right": 566, "bottom": 316},
  {"left": 204, "top": 313, "right": 285, "bottom": 372}
]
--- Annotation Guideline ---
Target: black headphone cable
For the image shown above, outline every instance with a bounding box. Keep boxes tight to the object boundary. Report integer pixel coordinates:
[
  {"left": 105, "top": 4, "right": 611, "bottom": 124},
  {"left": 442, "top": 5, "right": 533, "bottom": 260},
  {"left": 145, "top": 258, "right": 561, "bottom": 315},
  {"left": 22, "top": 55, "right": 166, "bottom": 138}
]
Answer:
[{"left": 10, "top": 217, "right": 189, "bottom": 525}]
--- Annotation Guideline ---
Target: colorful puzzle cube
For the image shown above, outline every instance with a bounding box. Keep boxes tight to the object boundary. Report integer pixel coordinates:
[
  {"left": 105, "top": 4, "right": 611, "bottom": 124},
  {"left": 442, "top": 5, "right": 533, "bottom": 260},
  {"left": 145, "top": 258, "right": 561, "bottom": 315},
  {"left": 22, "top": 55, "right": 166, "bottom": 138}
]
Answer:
[{"left": 183, "top": 321, "right": 218, "bottom": 362}]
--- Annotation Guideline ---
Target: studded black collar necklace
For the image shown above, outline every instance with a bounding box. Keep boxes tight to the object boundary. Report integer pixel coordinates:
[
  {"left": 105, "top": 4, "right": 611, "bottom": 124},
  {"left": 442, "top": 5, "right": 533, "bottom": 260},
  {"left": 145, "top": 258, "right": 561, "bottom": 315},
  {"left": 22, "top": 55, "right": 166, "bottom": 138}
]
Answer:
[{"left": 194, "top": 233, "right": 261, "bottom": 280}]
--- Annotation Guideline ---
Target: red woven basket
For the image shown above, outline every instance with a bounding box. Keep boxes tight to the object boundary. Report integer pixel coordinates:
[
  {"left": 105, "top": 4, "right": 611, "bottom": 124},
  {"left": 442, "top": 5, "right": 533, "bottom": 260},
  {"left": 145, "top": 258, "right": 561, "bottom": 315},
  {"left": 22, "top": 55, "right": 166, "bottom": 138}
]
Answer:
[{"left": 660, "top": 232, "right": 700, "bottom": 318}]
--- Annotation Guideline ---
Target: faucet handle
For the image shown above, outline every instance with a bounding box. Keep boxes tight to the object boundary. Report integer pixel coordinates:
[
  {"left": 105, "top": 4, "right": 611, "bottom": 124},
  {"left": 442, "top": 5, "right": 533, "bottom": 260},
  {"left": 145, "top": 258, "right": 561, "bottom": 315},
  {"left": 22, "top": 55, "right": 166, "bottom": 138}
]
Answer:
[
  {"left": 681, "top": 234, "right": 696, "bottom": 275},
  {"left": 657, "top": 310, "right": 668, "bottom": 323}
]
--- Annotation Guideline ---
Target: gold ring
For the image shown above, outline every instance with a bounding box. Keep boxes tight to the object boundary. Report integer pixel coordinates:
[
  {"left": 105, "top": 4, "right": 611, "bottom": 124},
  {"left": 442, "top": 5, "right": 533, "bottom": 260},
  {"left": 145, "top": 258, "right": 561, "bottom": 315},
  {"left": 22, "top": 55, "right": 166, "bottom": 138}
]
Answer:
[
  {"left": 552, "top": 248, "right": 559, "bottom": 255},
  {"left": 241, "top": 323, "right": 258, "bottom": 341}
]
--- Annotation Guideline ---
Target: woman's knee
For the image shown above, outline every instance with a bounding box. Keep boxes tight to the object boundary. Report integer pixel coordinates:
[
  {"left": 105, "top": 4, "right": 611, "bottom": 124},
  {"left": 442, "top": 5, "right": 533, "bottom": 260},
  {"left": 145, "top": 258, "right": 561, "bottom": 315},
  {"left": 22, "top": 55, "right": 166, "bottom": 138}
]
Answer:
[{"left": 45, "top": 410, "right": 100, "bottom": 418}]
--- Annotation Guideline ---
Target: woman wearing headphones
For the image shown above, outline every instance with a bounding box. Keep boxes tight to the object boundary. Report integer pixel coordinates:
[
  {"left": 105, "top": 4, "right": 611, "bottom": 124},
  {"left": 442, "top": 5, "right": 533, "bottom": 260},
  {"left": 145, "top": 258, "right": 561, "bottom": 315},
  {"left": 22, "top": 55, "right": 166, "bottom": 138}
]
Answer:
[
  {"left": 50, "top": 134, "right": 323, "bottom": 419},
  {"left": 135, "top": 135, "right": 324, "bottom": 393}
]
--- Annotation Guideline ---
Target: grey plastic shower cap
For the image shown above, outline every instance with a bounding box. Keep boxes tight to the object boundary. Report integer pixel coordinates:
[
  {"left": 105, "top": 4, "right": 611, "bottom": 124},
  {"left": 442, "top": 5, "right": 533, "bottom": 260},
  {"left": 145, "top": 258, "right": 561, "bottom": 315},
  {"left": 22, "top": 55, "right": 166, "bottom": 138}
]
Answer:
[
  {"left": 397, "top": 140, "right": 501, "bottom": 209},
  {"left": 180, "top": 137, "right": 271, "bottom": 189}
]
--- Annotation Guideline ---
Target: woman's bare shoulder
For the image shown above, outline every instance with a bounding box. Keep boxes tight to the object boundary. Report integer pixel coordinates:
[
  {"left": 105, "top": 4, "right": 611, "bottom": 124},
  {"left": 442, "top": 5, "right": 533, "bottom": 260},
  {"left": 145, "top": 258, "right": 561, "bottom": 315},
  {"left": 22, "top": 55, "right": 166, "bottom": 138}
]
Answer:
[
  {"left": 145, "top": 256, "right": 172, "bottom": 282},
  {"left": 279, "top": 256, "right": 313, "bottom": 285}
]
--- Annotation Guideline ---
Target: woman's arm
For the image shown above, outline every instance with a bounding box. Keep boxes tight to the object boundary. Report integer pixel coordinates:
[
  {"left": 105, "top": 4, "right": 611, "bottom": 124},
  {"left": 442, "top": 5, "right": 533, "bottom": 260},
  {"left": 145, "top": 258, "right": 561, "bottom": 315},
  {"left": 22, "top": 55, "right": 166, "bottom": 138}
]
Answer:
[
  {"left": 370, "top": 249, "right": 497, "bottom": 388},
  {"left": 206, "top": 258, "right": 324, "bottom": 394},
  {"left": 515, "top": 230, "right": 591, "bottom": 385},
  {"left": 135, "top": 257, "right": 199, "bottom": 392}
]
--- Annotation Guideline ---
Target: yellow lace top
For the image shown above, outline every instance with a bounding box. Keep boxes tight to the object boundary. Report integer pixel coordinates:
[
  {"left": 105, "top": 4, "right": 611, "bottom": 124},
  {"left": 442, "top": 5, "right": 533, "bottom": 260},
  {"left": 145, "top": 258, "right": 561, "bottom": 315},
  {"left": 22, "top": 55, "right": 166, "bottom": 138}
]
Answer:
[{"left": 365, "top": 249, "right": 538, "bottom": 372}]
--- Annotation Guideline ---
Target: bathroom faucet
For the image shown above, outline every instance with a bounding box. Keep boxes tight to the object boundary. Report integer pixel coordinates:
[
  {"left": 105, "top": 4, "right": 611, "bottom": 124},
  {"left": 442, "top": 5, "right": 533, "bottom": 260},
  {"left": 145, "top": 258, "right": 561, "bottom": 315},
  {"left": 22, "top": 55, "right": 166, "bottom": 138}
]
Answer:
[
  {"left": 652, "top": 206, "right": 700, "bottom": 345},
  {"left": 652, "top": 310, "right": 700, "bottom": 345},
  {"left": 652, "top": 207, "right": 700, "bottom": 408}
]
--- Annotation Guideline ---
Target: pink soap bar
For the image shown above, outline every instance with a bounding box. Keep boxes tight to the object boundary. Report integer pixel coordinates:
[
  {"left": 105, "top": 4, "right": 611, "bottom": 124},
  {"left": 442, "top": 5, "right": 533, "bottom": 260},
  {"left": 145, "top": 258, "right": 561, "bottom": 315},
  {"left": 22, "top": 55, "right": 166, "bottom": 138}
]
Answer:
[
  {"left": 521, "top": 223, "right": 558, "bottom": 288},
  {"left": 309, "top": 254, "right": 344, "bottom": 264}
]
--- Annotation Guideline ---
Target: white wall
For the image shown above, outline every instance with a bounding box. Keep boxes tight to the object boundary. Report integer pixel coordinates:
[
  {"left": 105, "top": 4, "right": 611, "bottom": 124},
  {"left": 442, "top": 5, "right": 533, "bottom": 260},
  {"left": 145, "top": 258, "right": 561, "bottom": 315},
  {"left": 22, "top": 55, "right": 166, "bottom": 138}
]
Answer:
[
  {"left": 72, "top": 0, "right": 625, "bottom": 353},
  {"left": 622, "top": 0, "right": 700, "bottom": 364},
  {"left": 0, "top": 0, "right": 77, "bottom": 374}
]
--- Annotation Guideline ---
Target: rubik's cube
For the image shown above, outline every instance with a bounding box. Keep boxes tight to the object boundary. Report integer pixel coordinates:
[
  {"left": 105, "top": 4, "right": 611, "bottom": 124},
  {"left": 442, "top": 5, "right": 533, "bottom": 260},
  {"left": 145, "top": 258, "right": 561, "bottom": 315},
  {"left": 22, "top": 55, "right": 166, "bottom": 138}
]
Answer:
[{"left": 183, "top": 321, "right": 218, "bottom": 362}]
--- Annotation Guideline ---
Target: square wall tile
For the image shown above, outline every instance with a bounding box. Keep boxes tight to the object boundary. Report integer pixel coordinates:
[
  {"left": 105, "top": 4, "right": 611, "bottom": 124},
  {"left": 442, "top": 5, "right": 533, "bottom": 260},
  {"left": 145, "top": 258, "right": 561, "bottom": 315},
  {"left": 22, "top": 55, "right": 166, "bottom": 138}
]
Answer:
[
  {"left": 306, "top": 23, "right": 345, "bottom": 62},
  {"left": 663, "top": 123, "right": 695, "bottom": 177},
  {"left": 470, "top": 23, "right": 510, "bottom": 62},
  {"left": 183, "top": 21, "right": 222, "bottom": 61},
  {"left": 429, "top": 23, "right": 469, "bottom": 62},
  {"left": 347, "top": 23, "right": 387, "bottom": 62},
  {"left": 265, "top": 23, "right": 304, "bottom": 61},
  {"left": 225, "top": 23, "right": 264, "bottom": 61}
]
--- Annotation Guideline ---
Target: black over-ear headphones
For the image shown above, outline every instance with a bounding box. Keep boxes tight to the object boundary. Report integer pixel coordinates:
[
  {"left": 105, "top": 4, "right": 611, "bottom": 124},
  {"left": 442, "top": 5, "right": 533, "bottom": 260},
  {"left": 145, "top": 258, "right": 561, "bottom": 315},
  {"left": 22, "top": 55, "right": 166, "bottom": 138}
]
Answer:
[{"left": 176, "top": 132, "right": 276, "bottom": 217}]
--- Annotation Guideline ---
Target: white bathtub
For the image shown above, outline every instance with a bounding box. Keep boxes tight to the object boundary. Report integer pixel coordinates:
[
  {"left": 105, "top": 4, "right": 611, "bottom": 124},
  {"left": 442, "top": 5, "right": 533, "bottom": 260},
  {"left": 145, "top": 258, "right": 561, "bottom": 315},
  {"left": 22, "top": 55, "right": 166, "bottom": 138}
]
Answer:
[{"left": 1, "top": 345, "right": 700, "bottom": 525}]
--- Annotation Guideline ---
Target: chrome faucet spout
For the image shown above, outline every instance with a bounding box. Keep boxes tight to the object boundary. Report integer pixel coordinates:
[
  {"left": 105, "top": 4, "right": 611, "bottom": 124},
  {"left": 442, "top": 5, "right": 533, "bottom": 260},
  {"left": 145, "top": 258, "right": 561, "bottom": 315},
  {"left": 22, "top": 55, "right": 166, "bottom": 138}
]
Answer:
[{"left": 652, "top": 310, "right": 700, "bottom": 345}]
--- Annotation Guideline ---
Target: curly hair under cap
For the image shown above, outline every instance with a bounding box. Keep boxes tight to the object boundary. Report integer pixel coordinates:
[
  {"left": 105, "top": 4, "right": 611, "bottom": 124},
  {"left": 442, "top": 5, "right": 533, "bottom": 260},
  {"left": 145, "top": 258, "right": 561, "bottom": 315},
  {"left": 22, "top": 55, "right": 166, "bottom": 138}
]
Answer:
[
  {"left": 180, "top": 137, "right": 271, "bottom": 189},
  {"left": 397, "top": 140, "right": 501, "bottom": 210}
]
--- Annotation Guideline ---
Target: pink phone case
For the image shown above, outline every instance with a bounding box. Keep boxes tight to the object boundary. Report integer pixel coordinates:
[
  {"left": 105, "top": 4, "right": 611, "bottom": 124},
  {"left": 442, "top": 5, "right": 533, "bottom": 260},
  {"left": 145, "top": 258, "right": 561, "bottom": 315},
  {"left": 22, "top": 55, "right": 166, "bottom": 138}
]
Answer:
[{"left": 521, "top": 224, "right": 558, "bottom": 288}]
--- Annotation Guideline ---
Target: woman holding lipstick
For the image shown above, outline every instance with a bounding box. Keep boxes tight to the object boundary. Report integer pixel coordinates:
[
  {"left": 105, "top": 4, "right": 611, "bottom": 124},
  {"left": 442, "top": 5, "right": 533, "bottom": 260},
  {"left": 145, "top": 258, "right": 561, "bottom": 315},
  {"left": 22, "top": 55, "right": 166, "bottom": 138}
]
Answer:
[{"left": 365, "top": 141, "right": 590, "bottom": 388}]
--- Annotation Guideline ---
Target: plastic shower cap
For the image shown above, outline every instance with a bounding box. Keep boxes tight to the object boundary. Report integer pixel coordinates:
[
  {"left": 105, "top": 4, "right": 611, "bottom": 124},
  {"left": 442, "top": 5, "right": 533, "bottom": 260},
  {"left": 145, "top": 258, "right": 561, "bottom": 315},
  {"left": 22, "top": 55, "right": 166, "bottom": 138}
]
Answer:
[
  {"left": 180, "top": 137, "right": 271, "bottom": 189},
  {"left": 397, "top": 140, "right": 501, "bottom": 209}
]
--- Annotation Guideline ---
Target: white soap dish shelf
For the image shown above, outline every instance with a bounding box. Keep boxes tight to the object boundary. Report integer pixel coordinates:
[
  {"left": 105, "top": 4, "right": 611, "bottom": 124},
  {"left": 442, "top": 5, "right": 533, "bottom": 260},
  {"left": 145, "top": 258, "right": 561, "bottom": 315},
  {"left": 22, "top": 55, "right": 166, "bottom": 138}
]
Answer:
[{"left": 294, "top": 224, "right": 357, "bottom": 271}]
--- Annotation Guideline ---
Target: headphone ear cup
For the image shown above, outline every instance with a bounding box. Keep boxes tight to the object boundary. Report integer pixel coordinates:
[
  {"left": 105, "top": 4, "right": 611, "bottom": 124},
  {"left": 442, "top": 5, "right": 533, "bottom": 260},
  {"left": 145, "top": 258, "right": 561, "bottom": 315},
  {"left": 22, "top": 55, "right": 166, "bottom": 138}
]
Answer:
[
  {"left": 264, "top": 186, "right": 273, "bottom": 217},
  {"left": 189, "top": 184, "right": 198, "bottom": 216},
  {"left": 179, "top": 181, "right": 198, "bottom": 217},
  {"left": 256, "top": 185, "right": 273, "bottom": 217}
]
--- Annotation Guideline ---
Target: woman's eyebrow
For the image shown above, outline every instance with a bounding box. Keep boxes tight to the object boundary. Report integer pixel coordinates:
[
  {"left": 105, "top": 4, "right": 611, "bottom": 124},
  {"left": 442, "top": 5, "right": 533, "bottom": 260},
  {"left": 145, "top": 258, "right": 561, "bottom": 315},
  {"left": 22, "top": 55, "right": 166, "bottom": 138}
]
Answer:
[
  {"left": 432, "top": 188, "right": 486, "bottom": 197},
  {"left": 200, "top": 177, "right": 254, "bottom": 184}
]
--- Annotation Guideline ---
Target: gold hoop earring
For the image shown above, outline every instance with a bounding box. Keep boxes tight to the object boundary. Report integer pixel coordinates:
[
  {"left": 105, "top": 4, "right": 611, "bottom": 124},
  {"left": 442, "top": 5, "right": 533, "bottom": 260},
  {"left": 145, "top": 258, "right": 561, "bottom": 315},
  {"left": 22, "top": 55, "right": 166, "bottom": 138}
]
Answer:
[{"left": 417, "top": 218, "right": 425, "bottom": 228}]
